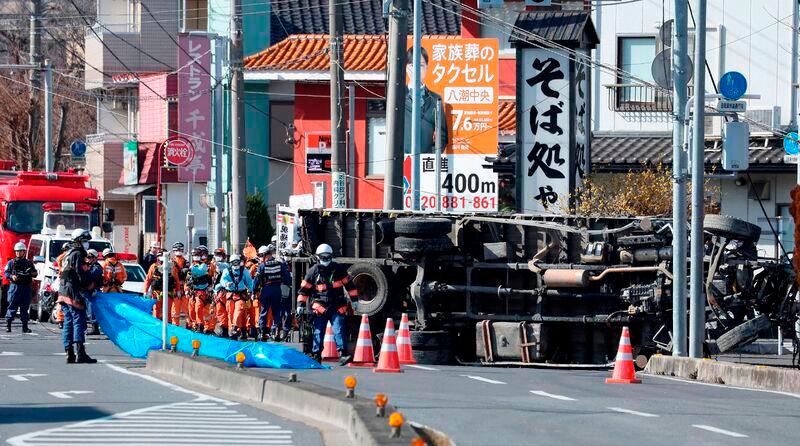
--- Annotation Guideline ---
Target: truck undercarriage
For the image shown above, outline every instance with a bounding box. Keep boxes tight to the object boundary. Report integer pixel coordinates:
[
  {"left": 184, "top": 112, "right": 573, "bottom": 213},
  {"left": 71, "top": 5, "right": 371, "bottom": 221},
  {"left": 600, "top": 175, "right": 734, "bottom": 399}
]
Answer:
[{"left": 288, "top": 210, "right": 798, "bottom": 366}]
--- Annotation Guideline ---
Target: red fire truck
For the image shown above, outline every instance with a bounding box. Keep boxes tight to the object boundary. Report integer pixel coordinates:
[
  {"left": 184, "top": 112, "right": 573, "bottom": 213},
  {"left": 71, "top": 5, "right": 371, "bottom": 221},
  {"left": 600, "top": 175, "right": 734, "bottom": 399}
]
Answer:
[{"left": 0, "top": 165, "right": 109, "bottom": 316}]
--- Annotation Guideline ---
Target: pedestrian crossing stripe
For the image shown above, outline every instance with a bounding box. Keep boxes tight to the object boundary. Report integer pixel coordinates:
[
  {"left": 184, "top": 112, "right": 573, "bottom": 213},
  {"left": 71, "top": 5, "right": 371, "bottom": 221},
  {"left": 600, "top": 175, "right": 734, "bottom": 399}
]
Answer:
[{"left": 6, "top": 399, "right": 294, "bottom": 445}]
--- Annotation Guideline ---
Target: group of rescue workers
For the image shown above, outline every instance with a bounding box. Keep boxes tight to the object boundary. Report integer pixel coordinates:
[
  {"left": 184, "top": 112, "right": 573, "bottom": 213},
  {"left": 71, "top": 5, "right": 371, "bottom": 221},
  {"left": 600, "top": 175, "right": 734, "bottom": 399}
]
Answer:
[
  {"left": 4, "top": 227, "right": 361, "bottom": 366},
  {"left": 141, "top": 239, "right": 359, "bottom": 365}
]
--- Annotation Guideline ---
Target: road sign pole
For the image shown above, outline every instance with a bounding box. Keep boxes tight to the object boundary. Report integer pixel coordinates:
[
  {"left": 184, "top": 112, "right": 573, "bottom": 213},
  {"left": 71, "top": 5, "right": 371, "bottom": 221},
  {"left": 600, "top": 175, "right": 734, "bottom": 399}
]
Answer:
[
  {"left": 186, "top": 180, "right": 193, "bottom": 253},
  {"left": 43, "top": 59, "right": 52, "bottom": 172},
  {"left": 689, "top": 0, "right": 707, "bottom": 359},
  {"left": 671, "top": 0, "right": 689, "bottom": 357},
  {"left": 161, "top": 252, "right": 169, "bottom": 350}
]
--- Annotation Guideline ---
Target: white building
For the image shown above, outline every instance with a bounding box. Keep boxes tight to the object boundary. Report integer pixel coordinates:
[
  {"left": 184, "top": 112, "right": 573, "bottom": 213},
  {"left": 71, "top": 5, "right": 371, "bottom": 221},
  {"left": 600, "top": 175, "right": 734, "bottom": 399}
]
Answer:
[{"left": 592, "top": 0, "right": 797, "bottom": 258}]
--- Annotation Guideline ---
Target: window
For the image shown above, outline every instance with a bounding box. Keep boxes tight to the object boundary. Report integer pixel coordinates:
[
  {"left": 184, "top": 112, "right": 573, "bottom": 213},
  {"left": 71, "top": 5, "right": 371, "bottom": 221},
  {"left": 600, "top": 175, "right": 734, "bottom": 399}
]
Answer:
[
  {"left": 27, "top": 239, "right": 43, "bottom": 261},
  {"left": 46, "top": 241, "right": 112, "bottom": 262},
  {"left": 124, "top": 264, "right": 146, "bottom": 282},
  {"left": 184, "top": 0, "right": 208, "bottom": 31},
  {"left": 367, "top": 117, "right": 387, "bottom": 176},
  {"left": 618, "top": 37, "right": 656, "bottom": 102},
  {"left": 5, "top": 202, "right": 45, "bottom": 234},
  {"left": 45, "top": 213, "right": 90, "bottom": 232},
  {"left": 143, "top": 197, "right": 157, "bottom": 233}
]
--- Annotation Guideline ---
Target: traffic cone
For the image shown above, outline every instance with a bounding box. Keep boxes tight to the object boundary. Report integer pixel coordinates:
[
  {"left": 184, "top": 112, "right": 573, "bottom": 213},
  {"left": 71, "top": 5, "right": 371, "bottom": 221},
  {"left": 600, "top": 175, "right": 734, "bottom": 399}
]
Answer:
[
  {"left": 606, "top": 326, "right": 641, "bottom": 384},
  {"left": 349, "top": 314, "right": 376, "bottom": 367},
  {"left": 373, "top": 318, "right": 402, "bottom": 373},
  {"left": 321, "top": 321, "right": 340, "bottom": 362},
  {"left": 396, "top": 313, "right": 417, "bottom": 365}
]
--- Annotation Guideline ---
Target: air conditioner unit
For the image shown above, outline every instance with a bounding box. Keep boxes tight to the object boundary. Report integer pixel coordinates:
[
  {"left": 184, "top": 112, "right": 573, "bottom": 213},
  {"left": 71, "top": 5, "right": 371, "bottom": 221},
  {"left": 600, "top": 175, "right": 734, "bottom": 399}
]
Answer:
[{"left": 744, "top": 106, "right": 780, "bottom": 135}]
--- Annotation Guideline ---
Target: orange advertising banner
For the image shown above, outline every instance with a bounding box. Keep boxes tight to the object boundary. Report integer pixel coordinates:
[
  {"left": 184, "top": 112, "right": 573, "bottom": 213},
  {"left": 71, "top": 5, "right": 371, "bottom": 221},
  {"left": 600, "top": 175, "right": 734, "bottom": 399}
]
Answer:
[{"left": 406, "top": 37, "right": 499, "bottom": 155}]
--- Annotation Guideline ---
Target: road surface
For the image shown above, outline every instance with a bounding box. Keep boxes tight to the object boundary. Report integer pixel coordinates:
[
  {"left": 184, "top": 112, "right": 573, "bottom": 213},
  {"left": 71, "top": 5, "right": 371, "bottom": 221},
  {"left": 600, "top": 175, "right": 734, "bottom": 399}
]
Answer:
[
  {"left": 258, "top": 361, "right": 800, "bottom": 446},
  {"left": 0, "top": 321, "right": 323, "bottom": 446}
]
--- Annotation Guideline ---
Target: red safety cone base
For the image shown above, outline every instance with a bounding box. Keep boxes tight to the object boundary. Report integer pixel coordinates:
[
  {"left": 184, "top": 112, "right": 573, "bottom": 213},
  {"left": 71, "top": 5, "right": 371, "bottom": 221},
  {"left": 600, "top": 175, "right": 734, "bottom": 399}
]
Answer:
[
  {"left": 373, "top": 366, "right": 403, "bottom": 373},
  {"left": 348, "top": 361, "right": 376, "bottom": 368},
  {"left": 605, "top": 377, "right": 641, "bottom": 384}
]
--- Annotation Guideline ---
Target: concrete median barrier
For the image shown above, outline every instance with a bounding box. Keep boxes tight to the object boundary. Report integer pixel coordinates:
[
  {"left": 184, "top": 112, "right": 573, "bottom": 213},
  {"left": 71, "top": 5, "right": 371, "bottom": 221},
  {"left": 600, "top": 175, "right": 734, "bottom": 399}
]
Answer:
[
  {"left": 146, "top": 350, "right": 452, "bottom": 446},
  {"left": 644, "top": 354, "right": 800, "bottom": 394}
]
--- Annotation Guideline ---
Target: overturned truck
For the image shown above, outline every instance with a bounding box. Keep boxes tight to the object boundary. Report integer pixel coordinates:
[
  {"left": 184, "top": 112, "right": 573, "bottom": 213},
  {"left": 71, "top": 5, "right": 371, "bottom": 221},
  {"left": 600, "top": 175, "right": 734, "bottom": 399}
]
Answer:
[{"left": 287, "top": 210, "right": 798, "bottom": 365}]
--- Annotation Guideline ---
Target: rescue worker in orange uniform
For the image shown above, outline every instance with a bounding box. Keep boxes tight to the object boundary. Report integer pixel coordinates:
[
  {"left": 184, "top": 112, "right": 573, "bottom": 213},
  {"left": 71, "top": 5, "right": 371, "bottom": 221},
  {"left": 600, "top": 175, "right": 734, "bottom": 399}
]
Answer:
[
  {"left": 171, "top": 242, "right": 190, "bottom": 328},
  {"left": 186, "top": 246, "right": 215, "bottom": 333},
  {"left": 245, "top": 256, "right": 260, "bottom": 339},
  {"left": 144, "top": 254, "right": 181, "bottom": 324},
  {"left": 220, "top": 255, "right": 254, "bottom": 340},
  {"left": 101, "top": 248, "right": 127, "bottom": 293},
  {"left": 211, "top": 248, "right": 229, "bottom": 337}
]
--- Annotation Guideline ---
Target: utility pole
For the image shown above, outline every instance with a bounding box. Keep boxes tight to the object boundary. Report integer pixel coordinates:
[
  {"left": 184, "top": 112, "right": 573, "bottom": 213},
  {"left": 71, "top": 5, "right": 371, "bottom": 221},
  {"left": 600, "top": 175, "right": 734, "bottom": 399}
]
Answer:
[
  {"left": 791, "top": 0, "right": 799, "bottom": 130},
  {"left": 43, "top": 59, "right": 52, "bottom": 172},
  {"left": 230, "top": 0, "right": 248, "bottom": 253},
  {"left": 329, "top": 0, "right": 347, "bottom": 209},
  {"left": 671, "top": 0, "right": 689, "bottom": 357},
  {"left": 28, "top": 0, "right": 43, "bottom": 170},
  {"left": 383, "top": 0, "right": 409, "bottom": 210},
  {"left": 689, "top": 0, "right": 708, "bottom": 359},
  {"left": 410, "top": 0, "right": 422, "bottom": 210},
  {"left": 214, "top": 36, "right": 226, "bottom": 251}
]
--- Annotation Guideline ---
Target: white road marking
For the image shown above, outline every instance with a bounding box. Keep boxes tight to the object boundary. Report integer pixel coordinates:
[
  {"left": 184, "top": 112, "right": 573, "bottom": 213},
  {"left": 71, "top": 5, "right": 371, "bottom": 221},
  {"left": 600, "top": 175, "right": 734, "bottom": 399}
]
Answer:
[
  {"left": 9, "top": 373, "right": 47, "bottom": 382},
  {"left": 460, "top": 374, "right": 506, "bottom": 384},
  {"left": 0, "top": 368, "right": 31, "bottom": 371},
  {"left": 53, "top": 352, "right": 67, "bottom": 355},
  {"left": 607, "top": 407, "right": 659, "bottom": 417},
  {"left": 6, "top": 399, "right": 295, "bottom": 445},
  {"left": 530, "top": 390, "right": 577, "bottom": 401},
  {"left": 646, "top": 373, "right": 800, "bottom": 400},
  {"left": 104, "top": 363, "right": 237, "bottom": 405},
  {"left": 692, "top": 424, "right": 749, "bottom": 438},
  {"left": 405, "top": 364, "right": 439, "bottom": 371},
  {"left": 0, "top": 351, "right": 23, "bottom": 356},
  {"left": 48, "top": 391, "right": 95, "bottom": 399}
]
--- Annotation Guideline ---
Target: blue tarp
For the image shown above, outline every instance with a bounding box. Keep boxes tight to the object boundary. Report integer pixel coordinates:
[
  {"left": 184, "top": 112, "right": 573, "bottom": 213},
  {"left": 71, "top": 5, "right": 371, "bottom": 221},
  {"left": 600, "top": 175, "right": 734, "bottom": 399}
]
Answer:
[{"left": 92, "top": 292, "right": 325, "bottom": 369}]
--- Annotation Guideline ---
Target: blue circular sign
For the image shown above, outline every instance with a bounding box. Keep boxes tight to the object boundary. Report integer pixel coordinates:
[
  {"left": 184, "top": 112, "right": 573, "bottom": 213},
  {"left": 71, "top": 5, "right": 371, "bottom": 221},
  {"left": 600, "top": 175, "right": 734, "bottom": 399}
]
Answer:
[
  {"left": 719, "top": 71, "right": 747, "bottom": 100},
  {"left": 785, "top": 132, "right": 800, "bottom": 155},
  {"left": 70, "top": 139, "right": 86, "bottom": 157}
]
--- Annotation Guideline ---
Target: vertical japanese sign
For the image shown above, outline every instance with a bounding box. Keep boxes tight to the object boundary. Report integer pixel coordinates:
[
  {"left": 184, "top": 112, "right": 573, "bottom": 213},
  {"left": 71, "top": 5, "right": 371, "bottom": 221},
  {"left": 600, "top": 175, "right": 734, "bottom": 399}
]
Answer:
[
  {"left": 122, "top": 140, "right": 138, "bottom": 186},
  {"left": 403, "top": 37, "right": 499, "bottom": 212},
  {"left": 177, "top": 34, "right": 212, "bottom": 182},
  {"left": 275, "top": 205, "right": 300, "bottom": 253},
  {"left": 519, "top": 49, "right": 573, "bottom": 213},
  {"left": 574, "top": 53, "right": 590, "bottom": 182}
]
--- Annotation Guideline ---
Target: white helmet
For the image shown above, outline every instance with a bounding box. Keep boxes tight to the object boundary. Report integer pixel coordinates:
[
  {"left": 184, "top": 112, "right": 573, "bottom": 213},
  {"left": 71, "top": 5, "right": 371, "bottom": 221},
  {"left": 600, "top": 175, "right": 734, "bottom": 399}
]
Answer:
[
  {"left": 229, "top": 254, "right": 241, "bottom": 265},
  {"left": 13, "top": 241, "right": 26, "bottom": 251},
  {"left": 271, "top": 235, "right": 278, "bottom": 243},
  {"left": 257, "top": 245, "right": 269, "bottom": 256},
  {"left": 72, "top": 228, "right": 91, "bottom": 242},
  {"left": 316, "top": 244, "right": 333, "bottom": 266},
  {"left": 102, "top": 248, "right": 114, "bottom": 258},
  {"left": 86, "top": 249, "right": 98, "bottom": 258},
  {"left": 315, "top": 244, "right": 333, "bottom": 256}
]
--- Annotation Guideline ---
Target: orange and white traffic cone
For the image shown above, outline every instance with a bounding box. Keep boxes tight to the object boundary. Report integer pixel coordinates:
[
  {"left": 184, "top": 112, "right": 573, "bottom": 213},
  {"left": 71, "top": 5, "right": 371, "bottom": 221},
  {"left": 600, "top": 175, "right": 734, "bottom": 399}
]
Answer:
[
  {"left": 374, "top": 318, "right": 402, "bottom": 373},
  {"left": 349, "top": 314, "right": 376, "bottom": 367},
  {"left": 321, "top": 321, "right": 340, "bottom": 362},
  {"left": 606, "top": 326, "right": 641, "bottom": 384},
  {"left": 396, "top": 313, "right": 416, "bottom": 365}
]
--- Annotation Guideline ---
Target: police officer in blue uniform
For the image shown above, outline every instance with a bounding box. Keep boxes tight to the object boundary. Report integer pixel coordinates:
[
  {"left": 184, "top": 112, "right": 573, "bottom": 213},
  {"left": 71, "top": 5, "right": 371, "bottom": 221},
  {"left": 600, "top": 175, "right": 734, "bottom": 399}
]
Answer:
[
  {"left": 5, "top": 241, "right": 37, "bottom": 333},
  {"left": 255, "top": 244, "right": 291, "bottom": 342}
]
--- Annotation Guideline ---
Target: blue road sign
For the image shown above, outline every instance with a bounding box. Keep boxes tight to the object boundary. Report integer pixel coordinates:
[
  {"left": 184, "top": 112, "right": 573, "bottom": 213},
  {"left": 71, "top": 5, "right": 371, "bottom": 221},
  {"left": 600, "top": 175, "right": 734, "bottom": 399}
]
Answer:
[
  {"left": 784, "top": 132, "right": 799, "bottom": 155},
  {"left": 70, "top": 139, "right": 86, "bottom": 157},
  {"left": 719, "top": 71, "right": 747, "bottom": 100}
]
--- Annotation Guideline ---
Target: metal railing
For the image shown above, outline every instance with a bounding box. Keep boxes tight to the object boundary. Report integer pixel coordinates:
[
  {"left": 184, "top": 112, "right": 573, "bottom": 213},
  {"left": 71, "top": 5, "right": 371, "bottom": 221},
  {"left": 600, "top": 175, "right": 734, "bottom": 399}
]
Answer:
[{"left": 605, "top": 84, "right": 695, "bottom": 113}]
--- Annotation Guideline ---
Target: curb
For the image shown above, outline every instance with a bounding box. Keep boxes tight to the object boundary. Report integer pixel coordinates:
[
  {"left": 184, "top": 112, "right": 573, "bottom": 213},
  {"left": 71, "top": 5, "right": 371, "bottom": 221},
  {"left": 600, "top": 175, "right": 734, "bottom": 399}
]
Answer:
[
  {"left": 146, "top": 350, "right": 450, "bottom": 446},
  {"left": 644, "top": 355, "right": 800, "bottom": 394}
]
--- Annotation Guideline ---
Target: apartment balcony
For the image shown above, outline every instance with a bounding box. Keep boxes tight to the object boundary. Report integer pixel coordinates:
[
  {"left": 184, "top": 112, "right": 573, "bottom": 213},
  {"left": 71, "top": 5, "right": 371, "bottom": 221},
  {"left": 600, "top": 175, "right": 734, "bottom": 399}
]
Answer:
[{"left": 605, "top": 84, "right": 695, "bottom": 113}]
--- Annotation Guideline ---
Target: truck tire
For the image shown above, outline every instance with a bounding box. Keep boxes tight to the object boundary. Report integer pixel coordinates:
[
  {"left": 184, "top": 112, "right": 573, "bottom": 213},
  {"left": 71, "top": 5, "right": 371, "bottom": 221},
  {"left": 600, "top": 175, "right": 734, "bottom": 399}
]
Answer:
[
  {"left": 412, "top": 349, "right": 453, "bottom": 365},
  {"left": 37, "top": 298, "right": 50, "bottom": 323},
  {"left": 715, "top": 314, "right": 771, "bottom": 353},
  {"left": 410, "top": 331, "right": 454, "bottom": 365},
  {"left": 394, "top": 236, "right": 453, "bottom": 254},
  {"left": 394, "top": 218, "right": 452, "bottom": 237},
  {"left": 348, "top": 263, "right": 389, "bottom": 316},
  {"left": 704, "top": 215, "right": 761, "bottom": 243}
]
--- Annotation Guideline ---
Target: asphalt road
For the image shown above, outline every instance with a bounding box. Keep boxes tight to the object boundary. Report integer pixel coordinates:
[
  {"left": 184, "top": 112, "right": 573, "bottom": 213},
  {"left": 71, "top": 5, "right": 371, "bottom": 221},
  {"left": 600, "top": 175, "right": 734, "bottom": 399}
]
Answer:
[
  {"left": 0, "top": 321, "right": 323, "bottom": 446},
  {"left": 259, "top": 361, "right": 800, "bottom": 446}
]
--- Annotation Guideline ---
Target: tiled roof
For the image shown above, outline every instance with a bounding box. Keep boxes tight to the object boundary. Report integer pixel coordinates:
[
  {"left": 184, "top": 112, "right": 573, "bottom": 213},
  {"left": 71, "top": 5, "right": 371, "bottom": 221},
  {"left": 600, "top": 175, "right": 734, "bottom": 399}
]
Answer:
[
  {"left": 498, "top": 100, "right": 515, "bottom": 135},
  {"left": 245, "top": 34, "right": 459, "bottom": 72},
  {"left": 592, "top": 134, "right": 788, "bottom": 169},
  {"left": 270, "top": 0, "right": 461, "bottom": 44},
  {"left": 511, "top": 11, "right": 599, "bottom": 46}
]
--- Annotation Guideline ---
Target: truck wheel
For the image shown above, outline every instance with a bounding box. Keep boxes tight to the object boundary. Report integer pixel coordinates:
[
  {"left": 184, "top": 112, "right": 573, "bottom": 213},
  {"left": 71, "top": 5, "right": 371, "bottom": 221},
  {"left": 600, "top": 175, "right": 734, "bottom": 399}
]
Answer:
[
  {"left": 714, "top": 314, "right": 771, "bottom": 353},
  {"left": 348, "top": 263, "right": 389, "bottom": 316},
  {"left": 704, "top": 215, "right": 761, "bottom": 243},
  {"left": 394, "top": 236, "right": 453, "bottom": 253},
  {"left": 394, "top": 218, "right": 452, "bottom": 237},
  {"left": 37, "top": 299, "right": 50, "bottom": 323},
  {"left": 410, "top": 331, "right": 453, "bottom": 365}
]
